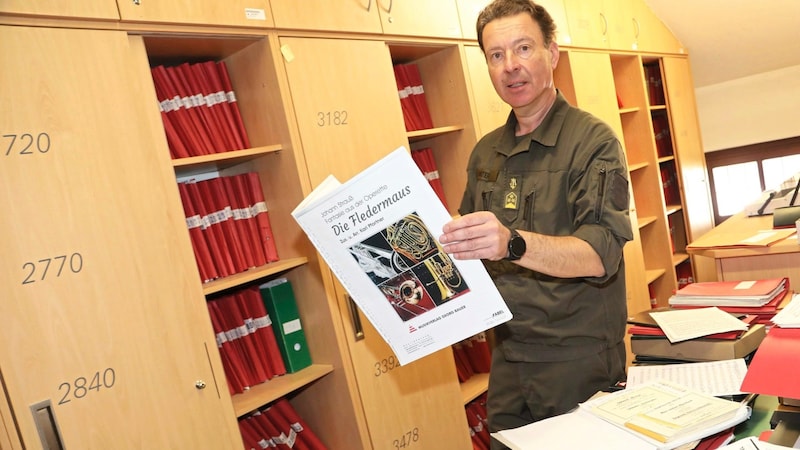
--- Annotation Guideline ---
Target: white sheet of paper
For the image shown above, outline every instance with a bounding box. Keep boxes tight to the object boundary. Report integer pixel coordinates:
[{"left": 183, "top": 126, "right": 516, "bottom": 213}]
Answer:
[
  {"left": 649, "top": 307, "right": 749, "bottom": 343},
  {"left": 626, "top": 359, "right": 748, "bottom": 396}
]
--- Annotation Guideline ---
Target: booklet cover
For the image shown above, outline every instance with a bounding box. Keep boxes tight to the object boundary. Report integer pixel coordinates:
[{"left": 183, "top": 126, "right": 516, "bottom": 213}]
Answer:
[{"left": 292, "top": 147, "right": 512, "bottom": 365}]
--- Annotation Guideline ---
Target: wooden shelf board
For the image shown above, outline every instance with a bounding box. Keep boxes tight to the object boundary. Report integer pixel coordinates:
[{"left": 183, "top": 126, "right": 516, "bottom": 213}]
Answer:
[
  {"left": 672, "top": 252, "right": 689, "bottom": 266},
  {"left": 232, "top": 364, "right": 334, "bottom": 417},
  {"left": 638, "top": 215, "right": 657, "bottom": 228},
  {"left": 629, "top": 161, "right": 648, "bottom": 172},
  {"left": 460, "top": 372, "right": 489, "bottom": 405},
  {"left": 645, "top": 268, "right": 666, "bottom": 285},
  {"left": 172, "top": 144, "right": 282, "bottom": 177},
  {"left": 407, "top": 125, "right": 463, "bottom": 142},
  {"left": 202, "top": 257, "right": 308, "bottom": 295},
  {"left": 619, "top": 106, "right": 640, "bottom": 114},
  {"left": 666, "top": 205, "right": 683, "bottom": 215}
]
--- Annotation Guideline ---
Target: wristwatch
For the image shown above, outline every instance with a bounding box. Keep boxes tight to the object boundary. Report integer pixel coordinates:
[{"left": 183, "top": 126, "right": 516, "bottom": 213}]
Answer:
[{"left": 505, "top": 228, "right": 526, "bottom": 261}]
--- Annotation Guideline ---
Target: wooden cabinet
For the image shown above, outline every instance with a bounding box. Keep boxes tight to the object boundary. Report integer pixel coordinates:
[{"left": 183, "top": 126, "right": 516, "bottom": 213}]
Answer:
[
  {"left": 0, "top": 0, "right": 118, "bottom": 20},
  {"left": 0, "top": 25, "right": 241, "bottom": 449},
  {"left": 116, "top": 0, "right": 273, "bottom": 28},
  {"left": 661, "top": 57, "right": 715, "bottom": 281},
  {"left": 1, "top": 1, "right": 711, "bottom": 447},
  {"left": 277, "top": 36, "right": 472, "bottom": 449},
  {"left": 553, "top": 51, "right": 652, "bottom": 367},
  {"left": 630, "top": 1, "right": 685, "bottom": 54},
  {"left": 270, "top": 0, "right": 382, "bottom": 34}
]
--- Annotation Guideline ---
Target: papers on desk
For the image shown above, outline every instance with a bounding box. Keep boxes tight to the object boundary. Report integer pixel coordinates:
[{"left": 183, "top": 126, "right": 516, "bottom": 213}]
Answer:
[
  {"left": 669, "top": 278, "right": 789, "bottom": 308},
  {"left": 627, "top": 359, "right": 748, "bottom": 397},
  {"left": 650, "top": 307, "right": 750, "bottom": 343},
  {"left": 491, "top": 380, "right": 751, "bottom": 450},
  {"left": 772, "top": 293, "right": 800, "bottom": 327}
]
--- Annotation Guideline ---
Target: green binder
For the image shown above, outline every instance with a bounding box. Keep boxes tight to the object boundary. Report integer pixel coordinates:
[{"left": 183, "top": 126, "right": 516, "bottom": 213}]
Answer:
[{"left": 259, "top": 277, "right": 312, "bottom": 373}]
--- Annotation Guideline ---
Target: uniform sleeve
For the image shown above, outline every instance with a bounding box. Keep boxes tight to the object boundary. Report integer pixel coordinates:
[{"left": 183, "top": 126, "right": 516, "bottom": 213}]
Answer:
[{"left": 572, "top": 135, "right": 633, "bottom": 284}]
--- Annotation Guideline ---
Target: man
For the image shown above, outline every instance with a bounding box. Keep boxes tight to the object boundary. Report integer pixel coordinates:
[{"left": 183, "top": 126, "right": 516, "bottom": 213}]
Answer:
[{"left": 437, "top": 1, "right": 633, "bottom": 447}]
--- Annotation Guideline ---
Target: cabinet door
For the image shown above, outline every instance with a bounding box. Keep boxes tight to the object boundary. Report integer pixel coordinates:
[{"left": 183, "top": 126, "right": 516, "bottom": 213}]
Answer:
[
  {"left": 632, "top": 0, "right": 685, "bottom": 54},
  {"left": 457, "top": 0, "right": 572, "bottom": 45},
  {"left": 279, "top": 36, "right": 471, "bottom": 449},
  {"left": 464, "top": 45, "right": 509, "bottom": 136},
  {"left": 377, "top": 0, "right": 462, "bottom": 38},
  {"left": 0, "top": 26, "right": 240, "bottom": 449},
  {"left": 563, "top": 0, "right": 610, "bottom": 49},
  {"left": 271, "top": 0, "right": 382, "bottom": 33},
  {"left": 116, "top": 0, "right": 272, "bottom": 27},
  {"left": 662, "top": 57, "right": 713, "bottom": 243},
  {"left": 0, "top": 0, "right": 118, "bottom": 19}
]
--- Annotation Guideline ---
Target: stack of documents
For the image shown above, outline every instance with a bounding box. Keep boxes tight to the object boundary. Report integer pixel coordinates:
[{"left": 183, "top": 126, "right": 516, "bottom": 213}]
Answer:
[
  {"left": 668, "top": 278, "right": 790, "bottom": 325},
  {"left": 669, "top": 278, "right": 788, "bottom": 307},
  {"left": 771, "top": 293, "right": 800, "bottom": 328},
  {"left": 491, "top": 380, "right": 751, "bottom": 450}
]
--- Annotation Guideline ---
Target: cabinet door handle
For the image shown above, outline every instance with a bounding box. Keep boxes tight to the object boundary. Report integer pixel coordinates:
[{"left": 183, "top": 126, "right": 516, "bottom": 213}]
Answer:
[
  {"left": 346, "top": 294, "right": 365, "bottom": 341},
  {"left": 366, "top": 0, "right": 372, "bottom": 12},
  {"left": 633, "top": 18, "right": 640, "bottom": 40},
  {"left": 30, "top": 400, "right": 65, "bottom": 450},
  {"left": 387, "top": 0, "right": 394, "bottom": 13}
]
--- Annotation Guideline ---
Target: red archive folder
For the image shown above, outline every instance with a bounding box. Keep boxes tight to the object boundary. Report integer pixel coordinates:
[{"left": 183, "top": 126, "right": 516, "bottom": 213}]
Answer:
[
  {"left": 239, "top": 287, "right": 286, "bottom": 378},
  {"left": 183, "top": 180, "right": 236, "bottom": 278},
  {"left": 163, "top": 64, "right": 216, "bottom": 155},
  {"left": 221, "top": 174, "right": 260, "bottom": 269},
  {"left": 404, "top": 63, "right": 434, "bottom": 129},
  {"left": 216, "top": 60, "right": 251, "bottom": 149},
  {"left": 198, "top": 177, "right": 248, "bottom": 274},
  {"left": 207, "top": 299, "right": 248, "bottom": 394},
  {"left": 225, "top": 292, "right": 271, "bottom": 384},
  {"left": 230, "top": 173, "right": 268, "bottom": 267},
  {"left": 176, "top": 182, "right": 217, "bottom": 282},
  {"left": 393, "top": 64, "right": 420, "bottom": 131},
  {"left": 200, "top": 60, "right": 246, "bottom": 150},
  {"left": 151, "top": 65, "right": 206, "bottom": 157},
  {"left": 271, "top": 398, "right": 327, "bottom": 450},
  {"left": 244, "top": 172, "right": 279, "bottom": 263}
]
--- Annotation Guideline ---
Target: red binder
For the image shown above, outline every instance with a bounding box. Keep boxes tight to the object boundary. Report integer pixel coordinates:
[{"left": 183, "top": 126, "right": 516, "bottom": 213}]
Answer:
[
  {"left": 200, "top": 61, "right": 246, "bottom": 150},
  {"left": 464, "top": 332, "right": 492, "bottom": 373},
  {"left": 271, "top": 398, "right": 327, "bottom": 450},
  {"left": 207, "top": 300, "right": 248, "bottom": 394},
  {"left": 216, "top": 60, "right": 251, "bottom": 149},
  {"left": 239, "top": 287, "right": 286, "bottom": 379},
  {"left": 199, "top": 177, "right": 248, "bottom": 274},
  {"left": 176, "top": 182, "right": 217, "bottom": 283},
  {"left": 224, "top": 292, "right": 271, "bottom": 384},
  {"left": 221, "top": 175, "right": 260, "bottom": 269},
  {"left": 190, "top": 61, "right": 239, "bottom": 152},
  {"left": 244, "top": 172, "right": 279, "bottom": 263},
  {"left": 232, "top": 173, "right": 268, "bottom": 267},
  {"left": 183, "top": 180, "right": 235, "bottom": 278},
  {"left": 404, "top": 63, "right": 434, "bottom": 129},
  {"left": 393, "top": 64, "right": 420, "bottom": 131},
  {"left": 151, "top": 65, "right": 206, "bottom": 157},
  {"left": 163, "top": 64, "right": 216, "bottom": 155}
]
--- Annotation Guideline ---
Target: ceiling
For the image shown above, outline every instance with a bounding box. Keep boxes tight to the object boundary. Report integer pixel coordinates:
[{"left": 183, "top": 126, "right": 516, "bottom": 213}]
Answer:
[{"left": 643, "top": 0, "right": 800, "bottom": 87}]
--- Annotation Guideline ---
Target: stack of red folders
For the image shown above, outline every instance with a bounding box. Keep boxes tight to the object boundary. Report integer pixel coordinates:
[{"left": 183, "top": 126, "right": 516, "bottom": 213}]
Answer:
[
  {"left": 151, "top": 60, "right": 250, "bottom": 159},
  {"left": 465, "top": 393, "right": 490, "bottom": 450},
  {"left": 207, "top": 286, "right": 287, "bottom": 395},
  {"left": 453, "top": 332, "right": 492, "bottom": 383},
  {"left": 177, "top": 172, "right": 279, "bottom": 283},
  {"left": 392, "top": 63, "right": 434, "bottom": 132},
  {"left": 239, "top": 398, "right": 328, "bottom": 450},
  {"left": 411, "top": 147, "right": 449, "bottom": 210}
]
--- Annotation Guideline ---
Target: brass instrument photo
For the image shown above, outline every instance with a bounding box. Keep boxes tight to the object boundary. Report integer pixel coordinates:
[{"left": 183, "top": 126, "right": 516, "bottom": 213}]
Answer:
[{"left": 348, "top": 212, "right": 469, "bottom": 321}]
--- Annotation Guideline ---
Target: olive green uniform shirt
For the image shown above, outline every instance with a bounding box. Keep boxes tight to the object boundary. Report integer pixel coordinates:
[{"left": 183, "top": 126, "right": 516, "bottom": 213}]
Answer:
[{"left": 459, "top": 91, "right": 633, "bottom": 363}]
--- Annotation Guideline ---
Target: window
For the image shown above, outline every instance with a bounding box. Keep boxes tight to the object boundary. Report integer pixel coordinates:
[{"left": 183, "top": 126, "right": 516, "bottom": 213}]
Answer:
[{"left": 705, "top": 136, "right": 800, "bottom": 225}]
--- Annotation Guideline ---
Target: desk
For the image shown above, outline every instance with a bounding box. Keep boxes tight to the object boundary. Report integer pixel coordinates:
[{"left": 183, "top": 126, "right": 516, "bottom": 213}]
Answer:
[
  {"left": 735, "top": 395, "right": 779, "bottom": 440},
  {"left": 687, "top": 213, "right": 800, "bottom": 286}
]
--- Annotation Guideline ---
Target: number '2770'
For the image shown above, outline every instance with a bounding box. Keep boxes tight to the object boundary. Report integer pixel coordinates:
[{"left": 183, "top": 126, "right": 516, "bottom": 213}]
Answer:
[{"left": 22, "top": 253, "right": 83, "bottom": 285}]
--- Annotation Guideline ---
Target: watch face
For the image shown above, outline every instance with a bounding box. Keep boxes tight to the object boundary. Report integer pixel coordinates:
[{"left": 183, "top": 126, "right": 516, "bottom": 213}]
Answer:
[{"left": 508, "top": 230, "right": 526, "bottom": 260}]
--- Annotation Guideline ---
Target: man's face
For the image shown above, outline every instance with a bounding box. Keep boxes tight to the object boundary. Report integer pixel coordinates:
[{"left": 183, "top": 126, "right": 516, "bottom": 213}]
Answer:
[{"left": 482, "top": 13, "right": 558, "bottom": 112}]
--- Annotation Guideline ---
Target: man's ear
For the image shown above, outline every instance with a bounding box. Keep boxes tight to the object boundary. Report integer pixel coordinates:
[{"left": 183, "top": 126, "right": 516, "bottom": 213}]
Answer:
[{"left": 549, "top": 41, "right": 560, "bottom": 69}]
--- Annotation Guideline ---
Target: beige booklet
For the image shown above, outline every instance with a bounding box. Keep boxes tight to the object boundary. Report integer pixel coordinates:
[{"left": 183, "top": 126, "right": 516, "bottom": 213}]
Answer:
[{"left": 586, "top": 380, "right": 745, "bottom": 444}]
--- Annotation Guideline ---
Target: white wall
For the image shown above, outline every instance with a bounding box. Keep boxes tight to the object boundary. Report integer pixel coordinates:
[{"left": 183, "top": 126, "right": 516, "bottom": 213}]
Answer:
[{"left": 695, "top": 64, "right": 800, "bottom": 152}]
